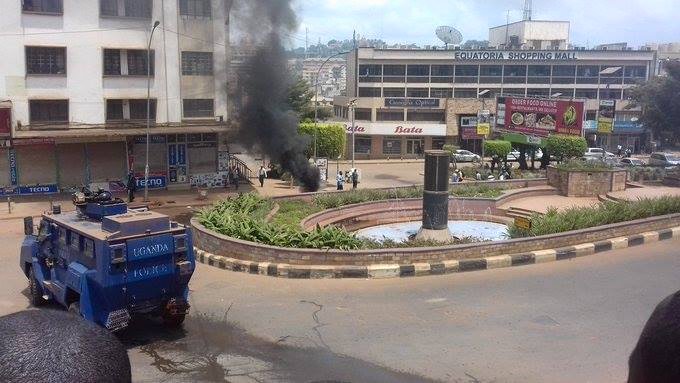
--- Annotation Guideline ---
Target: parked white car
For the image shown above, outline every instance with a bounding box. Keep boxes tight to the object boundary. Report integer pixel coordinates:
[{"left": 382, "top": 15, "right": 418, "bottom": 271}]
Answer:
[
  {"left": 648, "top": 152, "right": 680, "bottom": 167},
  {"left": 584, "top": 147, "right": 615, "bottom": 159},
  {"left": 451, "top": 150, "right": 481, "bottom": 163}
]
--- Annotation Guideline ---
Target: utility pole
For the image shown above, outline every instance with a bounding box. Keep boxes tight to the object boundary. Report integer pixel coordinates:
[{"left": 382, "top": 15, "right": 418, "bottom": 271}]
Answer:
[
  {"left": 505, "top": 10, "right": 510, "bottom": 48},
  {"left": 144, "top": 20, "right": 160, "bottom": 202}
]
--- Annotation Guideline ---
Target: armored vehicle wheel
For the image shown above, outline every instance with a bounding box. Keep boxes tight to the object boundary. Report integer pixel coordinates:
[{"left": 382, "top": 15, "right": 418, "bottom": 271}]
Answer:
[
  {"left": 68, "top": 302, "right": 81, "bottom": 316},
  {"left": 162, "top": 313, "right": 186, "bottom": 327},
  {"left": 28, "top": 268, "right": 45, "bottom": 306}
]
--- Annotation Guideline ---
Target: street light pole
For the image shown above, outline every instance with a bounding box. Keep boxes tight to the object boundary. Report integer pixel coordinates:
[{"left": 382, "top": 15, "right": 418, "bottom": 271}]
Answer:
[
  {"left": 144, "top": 20, "right": 160, "bottom": 203},
  {"left": 349, "top": 99, "right": 357, "bottom": 169},
  {"left": 313, "top": 50, "right": 351, "bottom": 161}
]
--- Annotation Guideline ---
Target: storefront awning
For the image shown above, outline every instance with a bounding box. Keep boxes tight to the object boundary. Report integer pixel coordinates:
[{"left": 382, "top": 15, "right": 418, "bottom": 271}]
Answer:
[{"left": 12, "top": 125, "right": 229, "bottom": 140}]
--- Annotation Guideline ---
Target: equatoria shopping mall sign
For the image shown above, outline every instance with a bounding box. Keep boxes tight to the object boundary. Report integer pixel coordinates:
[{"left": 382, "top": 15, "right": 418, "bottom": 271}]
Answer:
[
  {"left": 454, "top": 50, "right": 578, "bottom": 61},
  {"left": 344, "top": 123, "right": 447, "bottom": 136}
]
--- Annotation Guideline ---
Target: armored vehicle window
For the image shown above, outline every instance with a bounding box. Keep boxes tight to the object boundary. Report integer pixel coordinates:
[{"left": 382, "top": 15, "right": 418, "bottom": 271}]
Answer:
[
  {"left": 70, "top": 232, "right": 81, "bottom": 251},
  {"left": 83, "top": 239, "right": 95, "bottom": 258},
  {"left": 59, "top": 227, "right": 67, "bottom": 245}
]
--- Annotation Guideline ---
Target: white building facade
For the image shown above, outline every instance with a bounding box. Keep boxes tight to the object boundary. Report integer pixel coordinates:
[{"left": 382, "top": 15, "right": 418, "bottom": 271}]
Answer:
[{"left": 0, "top": 0, "right": 233, "bottom": 195}]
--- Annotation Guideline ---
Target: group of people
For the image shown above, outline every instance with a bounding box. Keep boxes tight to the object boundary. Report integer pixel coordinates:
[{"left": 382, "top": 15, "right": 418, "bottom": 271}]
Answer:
[
  {"left": 336, "top": 169, "right": 359, "bottom": 190},
  {"left": 617, "top": 144, "right": 634, "bottom": 158},
  {"left": 451, "top": 163, "right": 513, "bottom": 184}
]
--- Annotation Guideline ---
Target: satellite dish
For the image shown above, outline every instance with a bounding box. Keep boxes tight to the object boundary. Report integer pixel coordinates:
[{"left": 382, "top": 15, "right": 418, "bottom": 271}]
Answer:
[{"left": 436, "top": 26, "right": 463, "bottom": 48}]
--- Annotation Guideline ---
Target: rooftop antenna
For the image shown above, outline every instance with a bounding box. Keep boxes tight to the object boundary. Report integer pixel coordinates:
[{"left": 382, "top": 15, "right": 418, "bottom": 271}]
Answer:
[
  {"left": 523, "top": 0, "right": 532, "bottom": 21},
  {"left": 435, "top": 26, "right": 463, "bottom": 49}
]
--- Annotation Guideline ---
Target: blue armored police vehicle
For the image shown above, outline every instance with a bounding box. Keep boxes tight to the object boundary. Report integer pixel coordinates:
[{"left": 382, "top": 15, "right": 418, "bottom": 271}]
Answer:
[{"left": 20, "top": 188, "right": 195, "bottom": 331}]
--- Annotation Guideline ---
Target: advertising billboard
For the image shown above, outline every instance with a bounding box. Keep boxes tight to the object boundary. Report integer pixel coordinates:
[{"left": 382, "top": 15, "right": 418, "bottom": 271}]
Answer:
[
  {"left": 476, "top": 110, "right": 491, "bottom": 136},
  {"left": 502, "top": 97, "right": 584, "bottom": 137},
  {"left": 597, "top": 100, "right": 616, "bottom": 134}
]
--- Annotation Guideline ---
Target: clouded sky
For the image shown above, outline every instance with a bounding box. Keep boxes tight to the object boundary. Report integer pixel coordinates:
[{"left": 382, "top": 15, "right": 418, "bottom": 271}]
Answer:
[{"left": 291, "top": 0, "right": 679, "bottom": 48}]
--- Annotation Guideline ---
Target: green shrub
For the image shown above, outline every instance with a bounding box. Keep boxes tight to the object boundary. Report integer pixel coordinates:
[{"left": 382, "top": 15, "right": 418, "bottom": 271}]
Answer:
[
  {"left": 483, "top": 140, "right": 512, "bottom": 159},
  {"left": 509, "top": 196, "right": 680, "bottom": 238},
  {"left": 450, "top": 185, "right": 505, "bottom": 198},
  {"left": 554, "top": 160, "right": 613, "bottom": 171},
  {"left": 545, "top": 135, "right": 588, "bottom": 162},
  {"left": 312, "top": 187, "right": 423, "bottom": 209},
  {"left": 299, "top": 123, "right": 346, "bottom": 159},
  {"left": 198, "top": 194, "right": 363, "bottom": 250}
]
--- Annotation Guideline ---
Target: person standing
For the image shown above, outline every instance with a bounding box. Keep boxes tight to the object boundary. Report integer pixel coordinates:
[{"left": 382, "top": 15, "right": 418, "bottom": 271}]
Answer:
[
  {"left": 126, "top": 172, "right": 137, "bottom": 203},
  {"left": 351, "top": 169, "right": 358, "bottom": 190},
  {"left": 258, "top": 165, "right": 267, "bottom": 187},
  {"left": 336, "top": 171, "right": 344, "bottom": 190},
  {"left": 233, "top": 166, "right": 240, "bottom": 190}
]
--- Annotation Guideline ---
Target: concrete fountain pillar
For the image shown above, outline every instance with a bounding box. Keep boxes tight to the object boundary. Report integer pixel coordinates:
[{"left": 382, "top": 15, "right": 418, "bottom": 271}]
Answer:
[{"left": 416, "top": 150, "right": 453, "bottom": 242}]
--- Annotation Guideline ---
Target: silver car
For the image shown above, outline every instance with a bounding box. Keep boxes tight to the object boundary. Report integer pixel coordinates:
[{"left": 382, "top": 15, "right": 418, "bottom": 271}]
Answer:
[
  {"left": 648, "top": 152, "right": 680, "bottom": 168},
  {"left": 619, "top": 158, "right": 645, "bottom": 167},
  {"left": 452, "top": 150, "right": 481, "bottom": 163}
]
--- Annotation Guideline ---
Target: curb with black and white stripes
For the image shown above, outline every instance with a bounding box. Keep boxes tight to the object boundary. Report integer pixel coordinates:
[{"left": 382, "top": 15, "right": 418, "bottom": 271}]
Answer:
[{"left": 193, "top": 226, "right": 680, "bottom": 279}]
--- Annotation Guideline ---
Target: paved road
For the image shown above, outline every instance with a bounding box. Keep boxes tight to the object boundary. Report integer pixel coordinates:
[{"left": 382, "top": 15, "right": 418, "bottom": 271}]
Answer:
[{"left": 1, "top": 217, "right": 679, "bottom": 382}]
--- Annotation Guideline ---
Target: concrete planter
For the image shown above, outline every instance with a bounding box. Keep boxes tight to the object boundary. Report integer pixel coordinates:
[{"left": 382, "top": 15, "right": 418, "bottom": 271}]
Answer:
[{"left": 547, "top": 166, "right": 628, "bottom": 197}]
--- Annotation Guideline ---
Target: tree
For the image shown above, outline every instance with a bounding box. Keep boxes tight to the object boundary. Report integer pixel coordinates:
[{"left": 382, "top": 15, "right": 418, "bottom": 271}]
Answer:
[
  {"left": 442, "top": 144, "right": 460, "bottom": 168},
  {"left": 545, "top": 135, "right": 587, "bottom": 163},
  {"left": 483, "top": 140, "right": 512, "bottom": 170},
  {"left": 287, "top": 77, "right": 314, "bottom": 118},
  {"left": 629, "top": 61, "right": 680, "bottom": 146},
  {"left": 298, "top": 123, "right": 346, "bottom": 159}
]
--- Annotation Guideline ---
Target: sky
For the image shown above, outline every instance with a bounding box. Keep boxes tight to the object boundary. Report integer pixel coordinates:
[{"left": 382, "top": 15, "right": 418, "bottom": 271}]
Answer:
[{"left": 291, "top": 0, "right": 680, "bottom": 48}]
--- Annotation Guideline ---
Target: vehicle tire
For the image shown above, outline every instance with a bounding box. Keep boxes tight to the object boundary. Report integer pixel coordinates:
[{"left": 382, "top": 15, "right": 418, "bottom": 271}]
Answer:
[
  {"left": 68, "top": 302, "right": 81, "bottom": 316},
  {"left": 28, "top": 267, "right": 46, "bottom": 306},
  {"left": 162, "top": 313, "right": 186, "bottom": 327}
]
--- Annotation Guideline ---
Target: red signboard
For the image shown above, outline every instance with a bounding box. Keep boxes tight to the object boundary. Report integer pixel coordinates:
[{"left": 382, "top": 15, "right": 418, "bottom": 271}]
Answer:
[
  {"left": 0, "top": 108, "right": 10, "bottom": 136},
  {"left": 503, "top": 97, "right": 584, "bottom": 137},
  {"left": 461, "top": 127, "right": 484, "bottom": 140}
]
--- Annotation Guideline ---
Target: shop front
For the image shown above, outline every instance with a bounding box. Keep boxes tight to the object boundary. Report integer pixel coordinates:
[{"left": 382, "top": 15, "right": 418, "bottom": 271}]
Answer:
[{"left": 344, "top": 122, "right": 449, "bottom": 159}]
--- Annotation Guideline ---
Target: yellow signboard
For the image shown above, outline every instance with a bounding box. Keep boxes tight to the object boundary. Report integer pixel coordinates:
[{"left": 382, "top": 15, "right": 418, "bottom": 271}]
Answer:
[
  {"left": 514, "top": 216, "right": 532, "bottom": 230},
  {"left": 597, "top": 100, "right": 616, "bottom": 134},
  {"left": 477, "top": 109, "right": 491, "bottom": 136}
]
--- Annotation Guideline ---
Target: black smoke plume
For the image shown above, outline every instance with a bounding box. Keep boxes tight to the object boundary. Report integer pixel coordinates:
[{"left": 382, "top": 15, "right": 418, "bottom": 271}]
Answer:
[{"left": 229, "top": 0, "right": 320, "bottom": 191}]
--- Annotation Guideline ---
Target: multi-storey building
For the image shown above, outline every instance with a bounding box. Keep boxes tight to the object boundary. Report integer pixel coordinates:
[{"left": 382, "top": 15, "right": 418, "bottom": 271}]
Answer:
[
  {"left": 0, "top": 0, "right": 232, "bottom": 195},
  {"left": 335, "top": 45, "right": 657, "bottom": 159}
]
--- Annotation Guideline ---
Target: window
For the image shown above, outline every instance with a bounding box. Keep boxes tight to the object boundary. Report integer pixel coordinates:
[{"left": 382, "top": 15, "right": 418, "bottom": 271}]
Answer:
[
  {"left": 129, "top": 99, "right": 157, "bottom": 120},
  {"left": 575, "top": 89, "right": 598, "bottom": 99},
  {"left": 29, "top": 100, "right": 68, "bottom": 124},
  {"left": 103, "top": 49, "right": 154, "bottom": 76},
  {"left": 501, "top": 88, "right": 526, "bottom": 97},
  {"left": 577, "top": 65, "right": 599, "bottom": 77},
  {"left": 503, "top": 65, "right": 526, "bottom": 84},
  {"left": 528, "top": 65, "right": 551, "bottom": 77},
  {"left": 454, "top": 89, "right": 478, "bottom": 98},
  {"left": 83, "top": 238, "right": 95, "bottom": 258},
  {"left": 455, "top": 65, "right": 478, "bottom": 83},
  {"left": 383, "top": 88, "right": 405, "bottom": 98},
  {"left": 552, "top": 65, "right": 576, "bottom": 77},
  {"left": 376, "top": 109, "right": 404, "bottom": 121},
  {"left": 358, "top": 87, "right": 381, "bottom": 97},
  {"left": 431, "top": 65, "right": 453, "bottom": 83},
  {"left": 26, "top": 47, "right": 66, "bottom": 75},
  {"left": 527, "top": 88, "right": 550, "bottom": 97},
  {"left": 383, "top": 65, "right": 405, "bottom": 82},
  {"left": 406, "top": 139, "right": 425, "bottom": 155},
  {"left": 354, "top": 108, "right": 371, "bottom": 121},
  {"left": 383, "top": 138, "right": 402, "bottom": 155},
  {"left": 599, "top": 89, "right": 622, "bottom": 100},
  {"left": 70, "top": 232, "right": 80, "bottom": 251},
  {"left": 182, "top": 52, "right": 213, "bottom": 75},
  {"left": 358, "top": 64, "right": 382, "bottom": 82},
  {"left": 127, "top": 49, "right": 154, "bottom": 75},
  {"left": 480, "top": 65, "right": 502, "bottom": 83},
  {"left": 180, "top": 0, "right": 212, "bottom": 18},
  {"left": 106, "top": 99, "right": 124, "bottom": 120},
  {"left": 354, "top": 137, "right": 372, "bottom": 154},
  {"left": 183, "top": 99, "right": 214, "bottom": 118},
  {"left": 407, "top": 109, "right": 444, "bottom": 122},
  {"left": 625, "top": 66, "right": 647, "bottom": 78},
  {"left": 106, "top": 99, "right": 157, "bottom": 121},
  {"left": 430, "top": 88, "right": 453, "bottom": 98},
  {"left": 550, "top": 89, "right": 575, "bottom": 98},
  {"left": 406, "top": 88, "right": 429, "bottom": 98},
  {"left": 100, "top": 0, "right": 152, "bottom": 18},
  {"left": 407, "top": 65, "right": 429, "bottom": 83},
  {"left": 103, "top": 49, "right": 121, "bottom": 75},
  {"left": 22, "top": 0, "right": 63, "bottom": 14}
]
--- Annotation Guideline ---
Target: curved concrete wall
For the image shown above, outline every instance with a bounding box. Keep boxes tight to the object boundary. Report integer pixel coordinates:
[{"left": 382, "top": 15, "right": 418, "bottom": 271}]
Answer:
[{"left": 192, "top": 213, "right": 680, "bottom": 266}]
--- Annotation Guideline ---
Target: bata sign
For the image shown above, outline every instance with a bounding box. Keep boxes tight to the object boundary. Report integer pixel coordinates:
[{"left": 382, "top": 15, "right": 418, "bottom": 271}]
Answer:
[
  {"left": 344, "top": 123, "right": 446, "bottom": 136},
  {"left": 454, "top": 50, "right": 578, "bottom": 61}
]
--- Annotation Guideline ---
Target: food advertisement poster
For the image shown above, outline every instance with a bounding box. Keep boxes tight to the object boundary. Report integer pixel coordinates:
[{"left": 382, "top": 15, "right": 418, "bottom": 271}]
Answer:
[
  {"left": 597, "top": 99, "right": 616, "bottom": 134},
  {"left": 503, "top": 97, "right": 584, "bottom": 137},
  {"left": 476, "top": 109, "right": 491, "bottom": 136}
]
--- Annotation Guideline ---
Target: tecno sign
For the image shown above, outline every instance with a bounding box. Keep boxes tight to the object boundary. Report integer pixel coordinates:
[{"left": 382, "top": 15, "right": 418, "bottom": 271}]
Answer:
[{"left": 344, "top": 123, "right": 446, "bottom": 136}]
